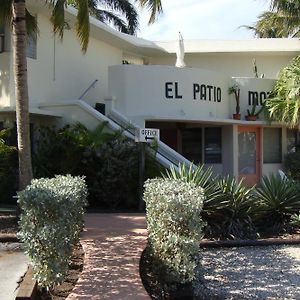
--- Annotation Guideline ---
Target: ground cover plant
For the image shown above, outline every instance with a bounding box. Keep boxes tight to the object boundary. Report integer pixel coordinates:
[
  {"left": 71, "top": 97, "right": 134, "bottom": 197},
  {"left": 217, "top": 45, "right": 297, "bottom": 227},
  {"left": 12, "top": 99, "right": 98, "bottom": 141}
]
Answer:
[{"left": 33, "top": 123, "right": 161, "bottom": 210}]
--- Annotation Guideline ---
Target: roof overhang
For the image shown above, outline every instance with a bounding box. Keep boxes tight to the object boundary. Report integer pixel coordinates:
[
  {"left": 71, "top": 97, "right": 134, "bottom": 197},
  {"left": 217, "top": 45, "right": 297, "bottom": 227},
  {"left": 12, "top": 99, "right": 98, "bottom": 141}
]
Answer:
[{"left": 26, "top": 0, "right": 300, "bottom": 57}]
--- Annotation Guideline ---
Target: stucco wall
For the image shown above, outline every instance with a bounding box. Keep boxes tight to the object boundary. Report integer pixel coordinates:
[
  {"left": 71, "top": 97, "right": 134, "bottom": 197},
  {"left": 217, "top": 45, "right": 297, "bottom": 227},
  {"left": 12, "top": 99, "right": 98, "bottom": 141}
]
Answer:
[
  {"left": 8, "top": 13, "right": 123, "bottom": 108},
  {"left": 0, "top": 52, "right": 11, "bottom": 107},
  {"left": 109, "top": 64, "right": 231, "bottom": 121},
  {"left": 149, "top": 53, "right": 294, "bottom": 79}
]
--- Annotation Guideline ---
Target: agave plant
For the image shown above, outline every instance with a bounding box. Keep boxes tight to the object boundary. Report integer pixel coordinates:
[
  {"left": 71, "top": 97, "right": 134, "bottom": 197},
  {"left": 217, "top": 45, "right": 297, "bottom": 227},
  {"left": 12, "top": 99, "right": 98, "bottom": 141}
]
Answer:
[
  {"left": 162, "top": 163, "right": 222, "bottom": 211},
  {"left": 205, "top": 176, "right": 257, "bottom": 239},
  {"left": 254, "top": 174, "right": 300, "bottom": 225},
  {"left": 163, "top": 163, "right": 213, "bottom": 187},
  {"left": 163, "top": 164, "right": 257, "bottom": 239}
]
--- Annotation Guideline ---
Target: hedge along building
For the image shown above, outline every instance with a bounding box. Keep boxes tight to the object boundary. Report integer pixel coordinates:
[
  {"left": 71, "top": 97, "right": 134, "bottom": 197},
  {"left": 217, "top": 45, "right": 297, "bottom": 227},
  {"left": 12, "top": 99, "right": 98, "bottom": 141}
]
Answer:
[{"left": 0, "top": 0, "right": 300, "bottom": 185}]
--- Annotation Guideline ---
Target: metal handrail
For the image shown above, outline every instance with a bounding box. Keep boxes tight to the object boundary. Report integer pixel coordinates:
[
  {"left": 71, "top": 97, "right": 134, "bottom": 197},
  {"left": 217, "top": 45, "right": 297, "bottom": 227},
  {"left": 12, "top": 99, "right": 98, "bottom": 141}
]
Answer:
[
  {"left": 107, "top": 108, "right": 193, "bottom": 168},
  {"left": 79, "top": 79, "right": 99, "bottom": 100}
]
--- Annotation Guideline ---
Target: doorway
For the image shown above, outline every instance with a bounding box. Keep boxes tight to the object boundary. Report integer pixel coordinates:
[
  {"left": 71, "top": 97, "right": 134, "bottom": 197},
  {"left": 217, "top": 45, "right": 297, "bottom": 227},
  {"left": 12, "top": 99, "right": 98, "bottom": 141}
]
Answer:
[{"left": 238, "top": 126, "right": 261, "bottom": 186}]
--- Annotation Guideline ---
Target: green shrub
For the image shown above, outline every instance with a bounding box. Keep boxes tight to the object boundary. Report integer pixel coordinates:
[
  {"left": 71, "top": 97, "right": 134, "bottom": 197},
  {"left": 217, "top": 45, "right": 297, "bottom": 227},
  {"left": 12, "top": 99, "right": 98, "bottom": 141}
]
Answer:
[
  {"left": 33, "top": 123, "right": 161, "bottom": 209},
  {"left": 163, "top": 164, "right": 256, "bottom": 239},
  {"left": 144, "top": 178, "right": 205, "bottom": 284},
  {"left": 284, "top": 151, "right": 300, "bottom": 180},
  {"left": 0, "top": 129, "right": 18, "bottom": 204},
  {"left": 207, "top": 176, "right": 256, "bottom": 239},
  {"left": 254, "top": 174, "right": 300, "bottom": 226},
  {"left": 18, "top": 175, "right": 88, "bottom": 289}
]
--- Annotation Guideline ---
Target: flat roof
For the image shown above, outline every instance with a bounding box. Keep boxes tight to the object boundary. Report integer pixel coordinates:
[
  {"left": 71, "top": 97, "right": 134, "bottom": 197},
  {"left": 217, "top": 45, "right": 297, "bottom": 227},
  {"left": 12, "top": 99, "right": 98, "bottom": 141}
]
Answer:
[{"left": 27, "top": 0, "right": 300, "bottom": 57}]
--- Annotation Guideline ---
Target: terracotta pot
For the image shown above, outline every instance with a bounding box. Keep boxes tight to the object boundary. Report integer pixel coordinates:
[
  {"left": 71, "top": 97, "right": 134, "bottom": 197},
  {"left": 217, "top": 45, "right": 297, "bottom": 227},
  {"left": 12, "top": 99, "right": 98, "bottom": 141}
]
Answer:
[
  {"left": 233, "top": 113, "right": 241, "bottom": 120},
  {"left": 246, "top": 115, "right": 257, "bottom": 121}
]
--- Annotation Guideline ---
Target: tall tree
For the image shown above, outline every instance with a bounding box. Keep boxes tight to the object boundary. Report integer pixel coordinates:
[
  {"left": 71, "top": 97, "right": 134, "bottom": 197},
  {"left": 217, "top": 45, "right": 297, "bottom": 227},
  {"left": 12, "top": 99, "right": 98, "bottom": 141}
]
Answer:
[
  {"left": 265, "top": 55, "right": 300, "bottom": 128},
  {"left": 0, "top": 0, "right": 162, "bottom": 191}
]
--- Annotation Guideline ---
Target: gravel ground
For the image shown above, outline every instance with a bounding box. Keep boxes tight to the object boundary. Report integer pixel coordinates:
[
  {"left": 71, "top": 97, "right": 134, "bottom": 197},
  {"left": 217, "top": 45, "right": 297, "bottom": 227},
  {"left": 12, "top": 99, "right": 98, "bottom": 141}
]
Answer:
[{"left": 194, "top": 245, "right": 300, "bottom": 299}]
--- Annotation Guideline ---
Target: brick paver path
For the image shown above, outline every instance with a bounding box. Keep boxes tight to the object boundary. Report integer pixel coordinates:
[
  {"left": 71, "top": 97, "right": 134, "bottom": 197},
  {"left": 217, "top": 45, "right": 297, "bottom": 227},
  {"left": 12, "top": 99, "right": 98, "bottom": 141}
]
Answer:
[{"left": 66, "top": 213, "right": 150, "bottom": 300}]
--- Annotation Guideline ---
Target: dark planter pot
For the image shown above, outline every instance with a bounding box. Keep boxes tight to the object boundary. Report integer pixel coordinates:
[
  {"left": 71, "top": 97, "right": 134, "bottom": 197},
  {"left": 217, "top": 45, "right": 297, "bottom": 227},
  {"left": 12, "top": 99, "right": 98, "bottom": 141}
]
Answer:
[
  {"left": 233, "top": 113, "right": 241, "bottom": 120},
  {"left": 245, "top": 115, "right": 257, "bottom": 121}
]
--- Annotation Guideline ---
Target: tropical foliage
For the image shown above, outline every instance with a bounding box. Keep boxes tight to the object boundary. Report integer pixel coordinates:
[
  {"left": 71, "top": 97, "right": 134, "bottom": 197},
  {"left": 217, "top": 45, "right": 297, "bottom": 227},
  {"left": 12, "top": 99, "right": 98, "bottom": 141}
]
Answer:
[
  {"left": 163, "top": 162, "right": 300, "bottom": 239},
  {"left": 0, "top": 0, "right": 162, "bottom": 192},
  {"left": 0, "top": 129, "right": 18, "bottom": 204},
  {"left": 33, "top": 123, "right": 161, "bottom": 209},
  {"left": 254, "top": 174, "right": 300, "bottom": 227},
  {"left": 265, "top": 55, "right": 300, "bottom": 128},
  {"left": 285, "top": 150, "right": 300, "bottom": 180},
  {"left": 242, "top": 0, "right": 300, "bottom": 38}
]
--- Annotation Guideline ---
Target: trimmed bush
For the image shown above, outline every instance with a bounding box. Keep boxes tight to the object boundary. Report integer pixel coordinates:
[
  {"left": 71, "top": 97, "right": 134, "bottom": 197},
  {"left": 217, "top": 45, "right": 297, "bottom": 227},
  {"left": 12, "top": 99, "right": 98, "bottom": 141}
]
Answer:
[
  {"left": 18, "top": 175, "right": 88, "bottom": 289},
  {"left": 144, "top": 178, "right": 205, "bottom": 284}
]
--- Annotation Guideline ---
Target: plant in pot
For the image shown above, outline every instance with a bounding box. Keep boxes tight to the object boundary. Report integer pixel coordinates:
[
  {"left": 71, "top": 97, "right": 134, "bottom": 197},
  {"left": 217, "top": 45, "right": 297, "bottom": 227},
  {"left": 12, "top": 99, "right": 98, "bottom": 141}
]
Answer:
[
  {"left": 228, "top": 84, "right": 241, "bottom": 120},
  {"left": 246, "top": 101, "right": 264, "bottom": 121}
]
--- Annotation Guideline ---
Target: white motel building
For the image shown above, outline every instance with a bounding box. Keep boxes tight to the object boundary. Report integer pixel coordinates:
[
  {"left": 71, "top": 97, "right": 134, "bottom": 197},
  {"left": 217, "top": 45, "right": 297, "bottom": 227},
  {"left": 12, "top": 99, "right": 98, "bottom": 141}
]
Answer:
[{"left": 1, "top": 0, "right": 300, "bottom": 186}]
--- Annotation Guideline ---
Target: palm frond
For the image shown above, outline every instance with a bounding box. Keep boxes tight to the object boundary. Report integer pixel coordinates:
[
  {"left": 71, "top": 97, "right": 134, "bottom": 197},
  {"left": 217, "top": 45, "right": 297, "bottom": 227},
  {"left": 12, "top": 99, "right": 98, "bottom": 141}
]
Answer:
[
  {"left": 137, "top": 0, "right": 163, "bottom": 24},
  {"left": 98, "top": 0, "right": 139, "bottom": 35},
  {"left": 74, "top": 0, "right": 90, "bottom": 52},
  {"left": 50, "top": 0, "right": 67, "bottom": 40}
]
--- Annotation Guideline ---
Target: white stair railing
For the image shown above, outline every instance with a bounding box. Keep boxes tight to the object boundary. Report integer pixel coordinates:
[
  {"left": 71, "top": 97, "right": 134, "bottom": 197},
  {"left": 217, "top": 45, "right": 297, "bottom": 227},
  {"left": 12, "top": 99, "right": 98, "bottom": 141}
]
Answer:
[{"left": 107, "top": 108, "right": 193, "bottom": 169}]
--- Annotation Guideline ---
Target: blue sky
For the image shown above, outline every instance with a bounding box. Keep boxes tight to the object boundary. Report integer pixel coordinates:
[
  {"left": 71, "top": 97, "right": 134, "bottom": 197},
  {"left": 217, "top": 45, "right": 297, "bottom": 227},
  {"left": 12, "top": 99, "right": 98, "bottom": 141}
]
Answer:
[{"left": 136, "top": 0, "right": 270, "bottom": 40}]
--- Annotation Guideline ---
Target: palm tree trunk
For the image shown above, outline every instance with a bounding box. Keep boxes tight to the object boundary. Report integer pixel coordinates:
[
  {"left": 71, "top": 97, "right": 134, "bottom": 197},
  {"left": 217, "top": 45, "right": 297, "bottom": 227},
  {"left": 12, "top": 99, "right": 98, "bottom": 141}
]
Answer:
[{"left": 12, "top": 0, "right": 33, "bottom": 191}]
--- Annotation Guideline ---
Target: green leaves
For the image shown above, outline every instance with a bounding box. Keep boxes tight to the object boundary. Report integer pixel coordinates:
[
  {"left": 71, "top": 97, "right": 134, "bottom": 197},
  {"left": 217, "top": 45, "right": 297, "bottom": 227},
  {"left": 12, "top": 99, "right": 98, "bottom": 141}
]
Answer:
[
  {"left": 18, "top": 175, "right": 88, "bottom": 289},
  {"left": 255, "top": 174, "right": 300, "bottom": 218},
  {"left": 144, "top": 178, "right": 205, "bottom": 284},
  {"left": 266, "top": 55, "right": 300, "bottom": 128}
]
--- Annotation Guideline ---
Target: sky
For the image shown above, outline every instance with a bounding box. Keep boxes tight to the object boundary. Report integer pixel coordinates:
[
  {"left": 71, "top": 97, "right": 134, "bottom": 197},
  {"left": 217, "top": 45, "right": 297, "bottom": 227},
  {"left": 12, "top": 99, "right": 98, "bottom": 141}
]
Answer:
[{"left": 136, "top": 0, "right": 270, "bottom": 41}]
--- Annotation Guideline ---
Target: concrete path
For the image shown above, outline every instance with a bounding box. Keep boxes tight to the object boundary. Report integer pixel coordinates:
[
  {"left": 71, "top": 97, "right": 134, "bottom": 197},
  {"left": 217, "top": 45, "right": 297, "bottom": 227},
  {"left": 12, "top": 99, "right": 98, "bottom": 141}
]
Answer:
[
  {"left": 0, "top": 243, "right": 29, "bottom": 300},
  {"left": 66, "top": 213, "right": 150, "bottom": 300}
]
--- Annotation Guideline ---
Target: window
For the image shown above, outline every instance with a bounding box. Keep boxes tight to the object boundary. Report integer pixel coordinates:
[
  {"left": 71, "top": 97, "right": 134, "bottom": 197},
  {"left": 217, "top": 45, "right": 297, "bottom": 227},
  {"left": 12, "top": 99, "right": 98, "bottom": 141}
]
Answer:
[
  {"left": 205, "top": 127, "right": 222, "bottom": 163},
  {"left": 263, "top": 128, "right": 282, "bottom": 163},
  {"left": 26, "top": 33, "right": 37, "bottom": 59},
  {"left": 181, "top": 126, "right": 222, "bottom": 164},
  {"left": 182, "top": 128, "right": 202, "bottom": 164}
]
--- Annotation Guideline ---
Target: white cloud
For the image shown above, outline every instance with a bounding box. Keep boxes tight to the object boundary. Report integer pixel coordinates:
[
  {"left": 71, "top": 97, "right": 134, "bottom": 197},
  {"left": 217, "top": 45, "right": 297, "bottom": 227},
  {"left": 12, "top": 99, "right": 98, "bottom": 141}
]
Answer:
[{"left": 137, "top": 0, "right": 270, "bottom": 40}]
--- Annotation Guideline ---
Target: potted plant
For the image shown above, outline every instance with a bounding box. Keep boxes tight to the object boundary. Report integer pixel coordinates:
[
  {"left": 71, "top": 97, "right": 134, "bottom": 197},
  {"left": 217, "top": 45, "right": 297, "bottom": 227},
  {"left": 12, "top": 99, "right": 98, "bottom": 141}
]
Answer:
[
  {"left": 246, "top": 101, "right": 264, "bottom": 121},
  {"left": 228, "top": 84, "right": 241, "bottom": 120}
]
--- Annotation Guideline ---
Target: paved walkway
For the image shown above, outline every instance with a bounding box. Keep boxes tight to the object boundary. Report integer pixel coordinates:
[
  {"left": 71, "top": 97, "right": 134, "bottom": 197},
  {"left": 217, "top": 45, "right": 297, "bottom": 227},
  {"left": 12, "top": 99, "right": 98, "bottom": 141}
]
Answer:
[
  {"left": 0, "top": 243, "right": 29, "bottom": 300},
  {"left": 66, "top": 213, "right": 150, "bottom": 300}
]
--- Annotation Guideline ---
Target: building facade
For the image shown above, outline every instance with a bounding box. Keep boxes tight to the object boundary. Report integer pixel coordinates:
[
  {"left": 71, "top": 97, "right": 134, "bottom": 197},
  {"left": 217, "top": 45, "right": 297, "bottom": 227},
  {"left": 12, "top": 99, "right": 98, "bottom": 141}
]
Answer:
[{"left": 1, "top": 0, "right": 300, "bottom": 185}]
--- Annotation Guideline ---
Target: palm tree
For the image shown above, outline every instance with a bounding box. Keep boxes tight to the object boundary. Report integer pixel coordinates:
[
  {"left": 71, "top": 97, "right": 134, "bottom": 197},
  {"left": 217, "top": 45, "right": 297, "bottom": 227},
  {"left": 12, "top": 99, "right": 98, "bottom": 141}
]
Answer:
[
  {"left": 265, "top": 55, "right": 300, "bottom": 128},
  {"left": 69, "top": 0, "right": 138, "bottom": 35},
  {"left": 243, "top": 0, "right": 300, "bottom": 38},
  {"left": 1, "top": 0, "right": 162, "bottom": 191},
  {"left": 241, "top": 11, "right": 299, "bottom": 38}
]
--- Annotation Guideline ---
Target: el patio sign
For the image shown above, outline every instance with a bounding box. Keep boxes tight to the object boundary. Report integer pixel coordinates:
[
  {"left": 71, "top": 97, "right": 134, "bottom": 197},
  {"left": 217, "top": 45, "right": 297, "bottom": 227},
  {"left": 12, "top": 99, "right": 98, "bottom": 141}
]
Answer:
[{"left": 135, "top": 128, "right": 160, "bottom": 143}]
